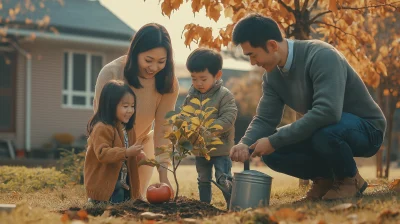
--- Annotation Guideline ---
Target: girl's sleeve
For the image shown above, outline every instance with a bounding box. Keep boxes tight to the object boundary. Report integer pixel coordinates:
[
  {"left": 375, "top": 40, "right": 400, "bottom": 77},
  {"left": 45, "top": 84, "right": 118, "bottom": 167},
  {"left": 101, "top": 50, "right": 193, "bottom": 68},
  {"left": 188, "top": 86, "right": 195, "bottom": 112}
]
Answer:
[
  {"left": 153, "top": 77, "right": 179, "bottom": 165},
  {"left": 91, "top": 123, "right": 126, "bottom": 163}
]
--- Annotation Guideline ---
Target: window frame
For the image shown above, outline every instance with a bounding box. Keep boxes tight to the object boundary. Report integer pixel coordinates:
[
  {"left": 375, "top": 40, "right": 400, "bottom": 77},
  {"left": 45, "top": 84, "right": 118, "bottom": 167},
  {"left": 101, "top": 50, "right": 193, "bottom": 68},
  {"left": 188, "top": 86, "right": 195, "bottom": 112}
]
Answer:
[{"left": 62, "top": 50, "right": 105, "bottom": 110}]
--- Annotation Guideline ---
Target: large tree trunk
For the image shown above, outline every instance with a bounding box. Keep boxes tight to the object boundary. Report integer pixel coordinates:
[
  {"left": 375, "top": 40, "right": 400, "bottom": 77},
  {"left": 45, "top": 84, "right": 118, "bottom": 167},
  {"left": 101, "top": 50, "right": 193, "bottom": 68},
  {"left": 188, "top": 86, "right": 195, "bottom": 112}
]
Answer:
[{"left": 292, "top": 9, "right": 311, "bottom": 40}]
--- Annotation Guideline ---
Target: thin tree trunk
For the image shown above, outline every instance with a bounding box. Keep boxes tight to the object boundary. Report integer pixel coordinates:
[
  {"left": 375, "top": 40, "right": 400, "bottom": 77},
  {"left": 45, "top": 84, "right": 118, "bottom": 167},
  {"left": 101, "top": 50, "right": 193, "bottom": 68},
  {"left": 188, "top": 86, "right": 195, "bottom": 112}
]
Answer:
[{"left": 172, "top": 145, "right": 179, "bottom": 201}]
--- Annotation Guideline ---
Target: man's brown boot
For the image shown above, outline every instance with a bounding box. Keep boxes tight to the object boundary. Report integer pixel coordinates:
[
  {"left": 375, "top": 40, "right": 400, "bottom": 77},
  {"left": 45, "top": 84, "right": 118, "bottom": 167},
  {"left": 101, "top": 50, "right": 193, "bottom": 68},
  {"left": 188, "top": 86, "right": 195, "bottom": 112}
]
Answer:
[
  {"left": 322, "top": 171, "right": 368, "bottom": 200},
  {"left": 301, "top": 178, "right": 334, "bottom": 201}
]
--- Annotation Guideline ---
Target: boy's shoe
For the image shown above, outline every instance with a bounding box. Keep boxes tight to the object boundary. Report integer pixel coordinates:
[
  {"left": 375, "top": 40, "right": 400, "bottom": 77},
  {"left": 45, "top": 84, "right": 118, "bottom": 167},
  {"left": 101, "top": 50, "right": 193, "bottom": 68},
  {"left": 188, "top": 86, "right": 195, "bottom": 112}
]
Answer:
[
  {"left": 322, "top": 171, "right": 368, "bottom": 200},
  {"left": 300, "top": 177, "right": 333, "bottom": 201}
]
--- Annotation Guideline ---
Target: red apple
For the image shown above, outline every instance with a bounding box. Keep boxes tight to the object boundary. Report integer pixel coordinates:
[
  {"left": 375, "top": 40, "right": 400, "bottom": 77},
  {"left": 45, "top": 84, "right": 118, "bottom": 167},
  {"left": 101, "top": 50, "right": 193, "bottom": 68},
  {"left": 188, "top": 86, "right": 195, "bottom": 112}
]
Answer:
[{"left": 146, "top": 183, "right": 172, "bottom": 204}]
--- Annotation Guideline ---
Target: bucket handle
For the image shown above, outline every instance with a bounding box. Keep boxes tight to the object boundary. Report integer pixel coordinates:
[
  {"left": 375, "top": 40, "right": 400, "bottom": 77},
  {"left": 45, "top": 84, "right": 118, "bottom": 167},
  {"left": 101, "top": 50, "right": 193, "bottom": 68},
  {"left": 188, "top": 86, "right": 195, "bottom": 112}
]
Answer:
[{"left": 244, "top": 149, "right": 254, "bottom": 171}]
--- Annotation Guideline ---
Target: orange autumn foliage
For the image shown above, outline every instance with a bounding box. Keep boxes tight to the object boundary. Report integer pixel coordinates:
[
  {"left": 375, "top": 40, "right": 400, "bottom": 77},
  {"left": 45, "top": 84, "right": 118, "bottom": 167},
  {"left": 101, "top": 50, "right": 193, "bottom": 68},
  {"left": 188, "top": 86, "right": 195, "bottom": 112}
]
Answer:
[{"left": 157, "top": 0, "right": 399, "bottom": 93}]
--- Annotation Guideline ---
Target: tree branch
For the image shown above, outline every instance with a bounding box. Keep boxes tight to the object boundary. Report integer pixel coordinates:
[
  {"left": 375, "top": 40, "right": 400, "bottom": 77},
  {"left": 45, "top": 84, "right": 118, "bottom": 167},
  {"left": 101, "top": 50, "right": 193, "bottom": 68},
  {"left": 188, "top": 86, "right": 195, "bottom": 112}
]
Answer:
[
  {"left": 310, "top": 2, "right": 400, "bottom": 23},
  {"left": 310, "top": 11, "right": 332, "bottom": 23},
  {"left": 313, "top": 21, "right": 361, "bottom": 42},
  {"left": 333, "top": 32, "right": 361, "bottom": 61},
  {"left": 295, "top": 0, "right": 300, "bottom": 11},
  {"left": 340, "top": 1, "right": 400, "bottom": 11},
  {"left": 307, "top": 0, "right": 319, "bottom": 12},
  {"left": 302, "top": 0, "right": 310, "bottom": 13},
  {"left": 277, "top": 0, "right": 294, "bottom": 13},
  {"left": 158, "top": 164, "right": 174, "bottom": 173}
]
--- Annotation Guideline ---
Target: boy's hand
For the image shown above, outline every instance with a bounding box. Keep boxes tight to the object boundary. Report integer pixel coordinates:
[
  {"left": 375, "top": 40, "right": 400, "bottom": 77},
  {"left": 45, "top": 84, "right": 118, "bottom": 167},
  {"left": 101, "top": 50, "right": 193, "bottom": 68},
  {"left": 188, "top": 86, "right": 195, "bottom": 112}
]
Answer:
[{"left": 126, "top": 144, "right": 144, "bottom": 157}]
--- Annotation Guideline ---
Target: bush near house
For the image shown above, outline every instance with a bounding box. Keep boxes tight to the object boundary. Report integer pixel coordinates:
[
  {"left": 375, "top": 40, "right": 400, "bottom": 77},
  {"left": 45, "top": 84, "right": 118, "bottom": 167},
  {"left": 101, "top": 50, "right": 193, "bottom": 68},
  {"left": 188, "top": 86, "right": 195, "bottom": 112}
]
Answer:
[{"left": 0, "top": 166, "right": 68, "bottom": 193}]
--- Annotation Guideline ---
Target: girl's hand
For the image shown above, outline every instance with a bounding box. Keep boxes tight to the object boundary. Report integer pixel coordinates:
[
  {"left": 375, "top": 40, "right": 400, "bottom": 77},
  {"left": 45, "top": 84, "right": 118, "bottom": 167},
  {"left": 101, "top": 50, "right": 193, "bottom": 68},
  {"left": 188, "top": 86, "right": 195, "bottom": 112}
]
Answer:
[{"left": 126, "top": 144, "right": 144, "bottom": 157}]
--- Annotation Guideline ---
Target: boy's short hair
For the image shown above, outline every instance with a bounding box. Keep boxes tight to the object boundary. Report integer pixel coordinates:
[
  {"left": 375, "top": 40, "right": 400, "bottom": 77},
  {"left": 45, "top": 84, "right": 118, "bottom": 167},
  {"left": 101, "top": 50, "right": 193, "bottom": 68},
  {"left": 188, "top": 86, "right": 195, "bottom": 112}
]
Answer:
[{"left": 186, "top": 48, "right": 223, "bottom": 76}]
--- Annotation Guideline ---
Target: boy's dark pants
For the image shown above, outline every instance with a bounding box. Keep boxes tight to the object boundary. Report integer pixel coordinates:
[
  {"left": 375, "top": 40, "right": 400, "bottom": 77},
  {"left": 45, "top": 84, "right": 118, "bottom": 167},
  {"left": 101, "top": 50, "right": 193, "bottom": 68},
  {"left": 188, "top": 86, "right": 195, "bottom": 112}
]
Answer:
[
  {"left": 262, "top": 113, "right": 383, "bottom": 179},
  {"left": 196, "top": 156, "right": 232, "bottom": 207}
]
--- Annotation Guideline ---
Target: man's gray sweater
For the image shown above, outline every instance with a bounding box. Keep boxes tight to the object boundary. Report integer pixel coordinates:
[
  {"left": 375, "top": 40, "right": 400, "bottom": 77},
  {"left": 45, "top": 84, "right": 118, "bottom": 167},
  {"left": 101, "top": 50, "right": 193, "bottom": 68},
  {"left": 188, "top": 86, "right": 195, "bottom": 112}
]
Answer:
[{"left": 240, "top": 40, "right": 386, "bottom": 149}]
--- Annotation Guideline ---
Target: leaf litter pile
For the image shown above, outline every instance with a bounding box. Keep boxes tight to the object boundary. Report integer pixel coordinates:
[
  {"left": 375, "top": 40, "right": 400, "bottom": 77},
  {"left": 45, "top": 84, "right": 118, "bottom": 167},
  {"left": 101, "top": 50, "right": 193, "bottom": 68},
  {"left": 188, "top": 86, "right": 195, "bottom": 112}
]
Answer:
[{"left": 62, "top": 196, "right": 225, "bottom": 221}]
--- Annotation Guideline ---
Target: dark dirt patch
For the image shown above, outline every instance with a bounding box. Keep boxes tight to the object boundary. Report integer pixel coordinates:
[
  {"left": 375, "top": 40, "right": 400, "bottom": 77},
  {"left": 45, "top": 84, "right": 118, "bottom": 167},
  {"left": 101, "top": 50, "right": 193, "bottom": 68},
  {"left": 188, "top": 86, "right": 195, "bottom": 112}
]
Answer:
[{"left": 63, "top": 196, "right": 226, "bottom": 221}]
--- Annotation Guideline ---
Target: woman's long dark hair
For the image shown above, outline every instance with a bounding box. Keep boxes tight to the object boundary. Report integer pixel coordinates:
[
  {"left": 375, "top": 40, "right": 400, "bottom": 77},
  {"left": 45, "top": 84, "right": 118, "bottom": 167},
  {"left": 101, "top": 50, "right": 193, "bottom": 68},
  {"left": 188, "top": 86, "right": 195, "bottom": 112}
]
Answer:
[
  {"left": 87, "top": 80, "right": 137, "bottom": 135},
  {"left": 124, "top": 23, "right": 175, "bottom": 94}
]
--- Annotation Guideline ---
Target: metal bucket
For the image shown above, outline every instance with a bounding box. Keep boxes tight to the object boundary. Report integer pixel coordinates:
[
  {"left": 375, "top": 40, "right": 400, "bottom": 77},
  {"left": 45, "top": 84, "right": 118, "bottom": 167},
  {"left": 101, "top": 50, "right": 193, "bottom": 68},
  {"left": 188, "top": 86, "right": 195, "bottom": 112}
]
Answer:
[{"left": 229, "top": 169, "right": 273, "bottom": 211}]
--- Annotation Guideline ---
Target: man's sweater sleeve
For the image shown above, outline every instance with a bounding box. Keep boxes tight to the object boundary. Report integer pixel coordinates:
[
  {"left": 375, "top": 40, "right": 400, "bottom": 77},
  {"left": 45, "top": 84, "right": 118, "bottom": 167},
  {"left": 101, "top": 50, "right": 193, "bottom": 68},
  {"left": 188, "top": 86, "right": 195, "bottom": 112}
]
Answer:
[
  {"left": 240, "top": 74, "right": 284, "bottom": 146},
  {"left": 268, "top": 49, "right": 347, "bottom": 149}
]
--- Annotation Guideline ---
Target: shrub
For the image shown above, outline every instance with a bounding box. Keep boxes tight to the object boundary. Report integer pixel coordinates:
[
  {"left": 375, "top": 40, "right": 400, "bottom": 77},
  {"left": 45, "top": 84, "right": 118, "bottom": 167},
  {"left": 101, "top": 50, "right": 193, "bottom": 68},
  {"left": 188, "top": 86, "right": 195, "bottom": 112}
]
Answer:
[
  {"left": 58, "top": 148, "right": 86, "bottom": 184},
  {"left": 0, "top": 166, "right": 68, "bottom": 193}
]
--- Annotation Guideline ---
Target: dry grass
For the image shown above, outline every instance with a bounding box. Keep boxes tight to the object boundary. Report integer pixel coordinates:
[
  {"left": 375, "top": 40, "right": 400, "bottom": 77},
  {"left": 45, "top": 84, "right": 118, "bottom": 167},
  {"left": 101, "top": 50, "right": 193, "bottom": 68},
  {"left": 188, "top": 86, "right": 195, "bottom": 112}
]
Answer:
[{"left": 1, "top": 164, "right": 400, "bottom": 223}]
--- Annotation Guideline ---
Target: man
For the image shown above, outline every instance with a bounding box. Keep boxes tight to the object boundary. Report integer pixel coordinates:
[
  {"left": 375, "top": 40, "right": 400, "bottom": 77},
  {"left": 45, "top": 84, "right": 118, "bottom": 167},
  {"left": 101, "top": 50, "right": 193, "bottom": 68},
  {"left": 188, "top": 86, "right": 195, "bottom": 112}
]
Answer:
[{"left": 229, "top": 14, "right": 386, "bottom": 200}]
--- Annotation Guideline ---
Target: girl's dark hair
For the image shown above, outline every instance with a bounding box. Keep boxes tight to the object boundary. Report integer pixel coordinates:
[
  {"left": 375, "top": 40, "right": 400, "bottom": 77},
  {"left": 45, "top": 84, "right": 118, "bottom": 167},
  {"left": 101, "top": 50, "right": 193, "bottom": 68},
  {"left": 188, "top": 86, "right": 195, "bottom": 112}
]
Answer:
[
  {"left": 124, "top": 23, "right": 175, "bottom": 94},
  {"left": 87, "top": 80, "right": 136, "bottom": 135}
]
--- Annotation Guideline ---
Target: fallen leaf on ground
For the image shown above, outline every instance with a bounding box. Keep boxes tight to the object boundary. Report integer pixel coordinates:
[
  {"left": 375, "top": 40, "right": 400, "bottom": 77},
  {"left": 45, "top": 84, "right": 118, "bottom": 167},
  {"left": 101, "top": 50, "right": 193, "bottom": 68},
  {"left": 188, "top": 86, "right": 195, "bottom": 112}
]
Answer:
[
  {"left": 144, "top": 220, "right": 156, "bottom": 224},
  {"left": 347, "top": 214, "right": 358, "bottom": 220},
  {"left": 316, "top": 220, "right": 327, "bottom": 224},
  {"left": 71, "top": 221, "right": 85, "bottom": 224},
  {"left": 378, "top": 209, "right": 399, "bottom": 219},
  {"left": 329, "top": 203, "right": 356, "bottom": 211},
  {"left": 182, "top": 218, "right": 198, "bottom": 224},
  {"left": 61, "top": 209, "right": 89, "bottom": 223},
  {"left": 101, "top": 210, "right": 111, "bottom": 218},
  {"left": 388, "top": 179, "right": 400, "bottom": 192},
  {"left": 367, "top": 184, "right": 380, "bottom": 188},
  {"left": 140, "top": 212, "right": 165, "bottom": 220},
  {"left": 77, "top": 210, "right": 88, "bottom": 220},
  {"left": 274, "top": 208, "right": 306, "bottom": 221}
]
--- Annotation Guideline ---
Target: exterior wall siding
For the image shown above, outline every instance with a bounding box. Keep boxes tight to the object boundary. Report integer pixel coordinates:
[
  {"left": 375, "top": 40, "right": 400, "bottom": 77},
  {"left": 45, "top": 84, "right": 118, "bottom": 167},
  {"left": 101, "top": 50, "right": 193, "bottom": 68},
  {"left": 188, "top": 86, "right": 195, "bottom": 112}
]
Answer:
[{"left": 0, "top": 39, "right": 126, "bottom": 150}]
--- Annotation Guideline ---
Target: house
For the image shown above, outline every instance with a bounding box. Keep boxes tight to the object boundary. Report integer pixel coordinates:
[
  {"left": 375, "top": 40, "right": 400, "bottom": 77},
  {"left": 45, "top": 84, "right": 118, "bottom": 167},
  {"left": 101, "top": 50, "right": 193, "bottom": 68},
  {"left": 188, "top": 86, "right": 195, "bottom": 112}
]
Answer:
[{"left": 0, "top": 0, "right": 134, "bottom": 156}]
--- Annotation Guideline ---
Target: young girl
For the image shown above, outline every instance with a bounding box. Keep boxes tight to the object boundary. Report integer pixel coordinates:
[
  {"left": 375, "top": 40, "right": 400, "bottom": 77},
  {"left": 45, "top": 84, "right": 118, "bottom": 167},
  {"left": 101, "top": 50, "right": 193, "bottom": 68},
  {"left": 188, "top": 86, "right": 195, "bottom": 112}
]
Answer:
[{"left": 85, "top": 80, "right": 146, "bottom": 204}]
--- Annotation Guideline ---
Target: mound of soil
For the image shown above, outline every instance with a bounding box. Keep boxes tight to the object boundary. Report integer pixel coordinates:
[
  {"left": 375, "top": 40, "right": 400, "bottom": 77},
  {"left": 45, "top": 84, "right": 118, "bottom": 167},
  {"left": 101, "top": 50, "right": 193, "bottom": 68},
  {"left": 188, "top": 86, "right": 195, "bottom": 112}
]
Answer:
[{"left": 67, "top": 196, "right": 226, "bottom": 221}]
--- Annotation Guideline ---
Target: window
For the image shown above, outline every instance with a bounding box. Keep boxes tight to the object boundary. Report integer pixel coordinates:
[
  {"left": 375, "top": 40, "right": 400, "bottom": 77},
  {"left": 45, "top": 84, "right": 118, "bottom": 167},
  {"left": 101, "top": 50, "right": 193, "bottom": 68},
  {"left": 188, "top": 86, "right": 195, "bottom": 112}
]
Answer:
[{"left": 62, "top": 51, "right": 103, "bottom": 108}]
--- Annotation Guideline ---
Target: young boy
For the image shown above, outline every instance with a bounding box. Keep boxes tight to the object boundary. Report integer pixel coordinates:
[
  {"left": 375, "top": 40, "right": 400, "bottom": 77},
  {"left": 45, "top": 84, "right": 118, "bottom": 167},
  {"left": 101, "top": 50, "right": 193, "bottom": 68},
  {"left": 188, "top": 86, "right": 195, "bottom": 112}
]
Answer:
[{"left": 183, "top": 48, "right": 238, "bottom": 209}]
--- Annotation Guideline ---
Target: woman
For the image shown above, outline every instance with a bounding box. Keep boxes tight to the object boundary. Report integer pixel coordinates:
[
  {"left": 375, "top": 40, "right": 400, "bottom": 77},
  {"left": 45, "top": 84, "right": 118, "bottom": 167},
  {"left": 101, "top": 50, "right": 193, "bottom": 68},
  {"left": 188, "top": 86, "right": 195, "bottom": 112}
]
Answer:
[{"left": 93, "top": 23, "right": 179, "bottom": 199}]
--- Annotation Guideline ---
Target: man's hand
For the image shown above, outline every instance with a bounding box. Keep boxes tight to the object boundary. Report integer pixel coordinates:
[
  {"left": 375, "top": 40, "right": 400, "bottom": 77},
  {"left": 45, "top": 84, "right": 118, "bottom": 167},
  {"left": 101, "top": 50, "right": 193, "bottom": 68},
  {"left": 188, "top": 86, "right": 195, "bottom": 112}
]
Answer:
[
  {"left": 229, "top": 143, "right": 250, "bottom": 163},
  {"left": 249, "top": 138, "right": 275, "bottom": 158}
]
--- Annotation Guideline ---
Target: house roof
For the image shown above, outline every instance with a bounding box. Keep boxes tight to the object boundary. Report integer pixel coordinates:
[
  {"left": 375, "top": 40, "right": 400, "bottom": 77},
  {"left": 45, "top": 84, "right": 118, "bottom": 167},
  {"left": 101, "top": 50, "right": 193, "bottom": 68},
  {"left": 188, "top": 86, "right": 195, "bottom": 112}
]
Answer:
[{"left": 0, "top": 0, "right": 135, "bottom": 41}]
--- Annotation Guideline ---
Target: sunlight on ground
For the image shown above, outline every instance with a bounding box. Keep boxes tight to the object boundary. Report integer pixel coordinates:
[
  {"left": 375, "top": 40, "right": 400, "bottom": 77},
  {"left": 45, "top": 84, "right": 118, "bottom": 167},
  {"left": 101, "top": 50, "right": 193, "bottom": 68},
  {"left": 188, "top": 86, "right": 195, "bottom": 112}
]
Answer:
[
  {"left": 1, "top": 164, "right": 399, "bottom": 223},
  {"left": 150, "top": 163, "right": 400, "bottom": 208}
]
